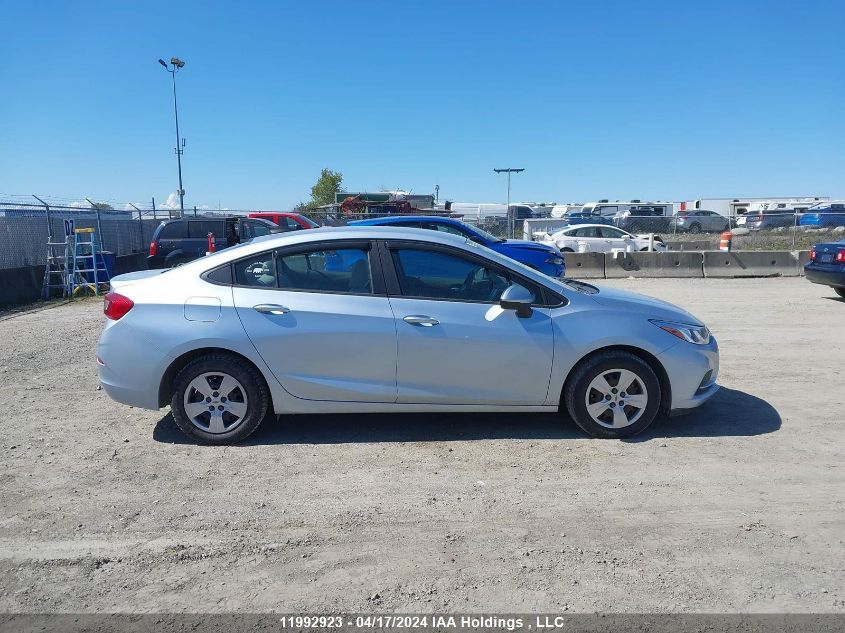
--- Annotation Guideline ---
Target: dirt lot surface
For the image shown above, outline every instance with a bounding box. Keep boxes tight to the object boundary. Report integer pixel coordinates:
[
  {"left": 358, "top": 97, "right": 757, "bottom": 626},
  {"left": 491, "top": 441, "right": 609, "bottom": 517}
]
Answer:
[{"left": 1, "top": 278, "right": 843, "bottom": 614}]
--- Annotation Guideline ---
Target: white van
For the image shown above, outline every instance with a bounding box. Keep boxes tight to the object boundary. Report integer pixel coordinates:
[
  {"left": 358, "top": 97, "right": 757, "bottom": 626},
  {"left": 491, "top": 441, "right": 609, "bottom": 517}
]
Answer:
[
  {"left": 447, "top": 203, "right": 535, "bottom": 223},
  {"left": 551, "top": 204, "right": 584, "bottom": 218}
]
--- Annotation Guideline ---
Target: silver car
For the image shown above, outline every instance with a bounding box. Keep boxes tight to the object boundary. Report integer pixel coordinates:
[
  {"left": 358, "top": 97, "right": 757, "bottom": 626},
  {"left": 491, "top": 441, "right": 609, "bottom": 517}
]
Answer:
[{"left": 97, "top": 226, "right": 719, "bottom": 444}]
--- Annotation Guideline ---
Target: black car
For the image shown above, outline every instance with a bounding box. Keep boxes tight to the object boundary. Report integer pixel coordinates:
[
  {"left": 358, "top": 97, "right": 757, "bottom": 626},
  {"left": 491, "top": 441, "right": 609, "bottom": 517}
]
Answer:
[
  {"left": 613, "top": 205, "right": 673, "bottom": 232},
  {"left": 147, "top": 216, "right": 282, "bottom": 269}
]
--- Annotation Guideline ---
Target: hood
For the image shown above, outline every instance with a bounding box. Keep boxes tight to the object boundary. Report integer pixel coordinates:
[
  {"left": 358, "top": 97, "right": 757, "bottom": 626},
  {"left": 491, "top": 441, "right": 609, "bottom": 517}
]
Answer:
[
  {"left": 109, "top": 269, "right": 169, "bottom": 291},
  {"left": 501, "top": 239, "right": 558, "bottom": 253},
  {"left": 589, "top": 284, "right": 703, "bottom": 324}
]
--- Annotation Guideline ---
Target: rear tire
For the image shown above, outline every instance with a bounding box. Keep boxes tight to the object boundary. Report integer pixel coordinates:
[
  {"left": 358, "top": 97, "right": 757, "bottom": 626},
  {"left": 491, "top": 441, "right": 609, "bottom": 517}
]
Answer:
[
  {"left": 170, "top": 353, "right": 270, "bottom": 445},
  {"left": 564, "top": 351, "right": 661, "bottom": 439},
  {"left": 834, "top": 287, "right": 845, "bottom": 299},
  {"left": 561, "top": 247, "right": 575, "bottom": 253}
]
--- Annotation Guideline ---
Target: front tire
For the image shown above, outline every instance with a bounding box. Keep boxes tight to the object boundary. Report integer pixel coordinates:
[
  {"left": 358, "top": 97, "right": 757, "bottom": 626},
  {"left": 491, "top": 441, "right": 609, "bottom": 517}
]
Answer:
[
  {"left": 564, "top": 351, "right": 661, "bottom": 439},
  {"left": 171, "top": 353, "right": 270, "bottom": 445},
  {"left": 835, "top": 287, "right": 845, "bottom": 299},
  {"left": 689, "top": 223, "right": 702, "bottom": 234}
]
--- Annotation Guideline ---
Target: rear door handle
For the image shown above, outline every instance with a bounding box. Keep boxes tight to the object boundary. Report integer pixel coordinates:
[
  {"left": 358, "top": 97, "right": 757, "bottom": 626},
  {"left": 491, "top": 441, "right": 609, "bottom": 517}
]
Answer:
[
  {"left": 254, "top": 304, "right": 291, "bottom": 315},
  {"left": 403, "top": 315, "right": 439, "bottom": 327}
]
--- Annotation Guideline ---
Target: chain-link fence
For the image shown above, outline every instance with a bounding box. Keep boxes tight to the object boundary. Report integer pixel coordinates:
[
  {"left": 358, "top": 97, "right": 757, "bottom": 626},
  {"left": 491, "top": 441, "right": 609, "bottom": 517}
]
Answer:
[
  {"left": 0, "top": 199, "right": 250, "bottom": 270},
  {"left": 3, "top": 199, "right": 844, "bottom": 271}
]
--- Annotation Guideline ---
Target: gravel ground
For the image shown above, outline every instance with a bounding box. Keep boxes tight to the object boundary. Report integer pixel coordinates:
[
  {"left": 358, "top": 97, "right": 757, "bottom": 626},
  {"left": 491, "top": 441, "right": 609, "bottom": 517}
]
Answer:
[{"left": 0, "top": 278, "right": 843, "bottom": 614}]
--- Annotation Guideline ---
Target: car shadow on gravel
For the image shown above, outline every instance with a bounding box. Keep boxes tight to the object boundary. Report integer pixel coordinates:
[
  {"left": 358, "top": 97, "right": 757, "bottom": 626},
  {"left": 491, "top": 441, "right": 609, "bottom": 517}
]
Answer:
[{"left": 152, "top": 387, "right": 780, "bottom": 445}]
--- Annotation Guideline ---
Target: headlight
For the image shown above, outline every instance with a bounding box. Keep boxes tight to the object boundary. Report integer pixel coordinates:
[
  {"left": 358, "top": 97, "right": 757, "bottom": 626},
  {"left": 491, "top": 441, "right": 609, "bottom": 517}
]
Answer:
[
  {"left": 545, "top": 256, "right": 564, "bottom": 265},
  {"left": 650, "top": 319, "right": 711, "bottom": 345}
]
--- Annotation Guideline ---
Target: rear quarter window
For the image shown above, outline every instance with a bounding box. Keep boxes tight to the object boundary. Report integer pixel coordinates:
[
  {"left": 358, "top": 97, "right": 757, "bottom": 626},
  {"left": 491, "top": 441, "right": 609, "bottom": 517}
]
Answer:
[
  {"left": 158, "top": 222, "right": 186, "bottom": 239},
  {"left": 188, "top": 220, "right": 226, "bottom": 238}
]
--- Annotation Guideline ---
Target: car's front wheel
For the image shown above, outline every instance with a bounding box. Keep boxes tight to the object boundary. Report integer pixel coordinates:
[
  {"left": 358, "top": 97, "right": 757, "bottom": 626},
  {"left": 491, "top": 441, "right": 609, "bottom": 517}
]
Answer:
[
  {"left": 171, "top": 353, "right": 270, "bottom": 444},
  {"left": 564, "top": 351, "right": 661, "bottom": 438},
  {"left": 834, "top": 287, "right": 845, "bottom": 299}
]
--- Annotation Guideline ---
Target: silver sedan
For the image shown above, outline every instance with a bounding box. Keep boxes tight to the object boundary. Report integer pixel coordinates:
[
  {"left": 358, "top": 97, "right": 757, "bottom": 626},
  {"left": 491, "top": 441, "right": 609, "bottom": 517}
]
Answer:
[{"left": 97, "top": 226, "right": 719, "bottom": 444}]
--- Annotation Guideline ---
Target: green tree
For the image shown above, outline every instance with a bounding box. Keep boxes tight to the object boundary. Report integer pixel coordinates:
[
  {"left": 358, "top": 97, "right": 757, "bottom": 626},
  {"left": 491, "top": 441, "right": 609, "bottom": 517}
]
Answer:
[
  {"left": 309, "top": 168, "right": 343, "bottom": 208},
  {"left": 92, "top": 202, "right": 113, "bottom": 210}
]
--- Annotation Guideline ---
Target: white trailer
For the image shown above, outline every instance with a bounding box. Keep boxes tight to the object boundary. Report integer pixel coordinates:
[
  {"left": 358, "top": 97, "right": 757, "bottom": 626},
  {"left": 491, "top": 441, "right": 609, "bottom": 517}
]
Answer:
[{"left": 681, "top": 197, "right": 829, "bottom": 218}]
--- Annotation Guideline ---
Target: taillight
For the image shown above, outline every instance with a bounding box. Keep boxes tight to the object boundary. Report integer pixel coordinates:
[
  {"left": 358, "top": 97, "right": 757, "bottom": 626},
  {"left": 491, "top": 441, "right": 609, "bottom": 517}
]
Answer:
[
  {"left": 836, "top": 249, "right": 845, "bottom": 264},
  {"left": 809, "top": 248, "right": 816, "bottom": 261},
  {"left": 149, "top": 241, "right": 158, "bottom": 256},
  {"left": 104, "top": 292, "right": 134, "bottom": 320}
]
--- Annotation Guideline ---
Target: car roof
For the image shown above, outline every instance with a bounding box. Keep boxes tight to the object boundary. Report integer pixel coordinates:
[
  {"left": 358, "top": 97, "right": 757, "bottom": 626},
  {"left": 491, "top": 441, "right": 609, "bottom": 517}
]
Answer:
[
  {"left": 348, "top": 215, "right": 457, "bottom": 225},
  {"left": 559, "top": 223, "right": 622, "bottom": 230},
  {"left": 216, "top": 225, "right": 472, "bottom": 257},
  {"left": 168, "top": 225, "right": 551, "bottom": 286}
]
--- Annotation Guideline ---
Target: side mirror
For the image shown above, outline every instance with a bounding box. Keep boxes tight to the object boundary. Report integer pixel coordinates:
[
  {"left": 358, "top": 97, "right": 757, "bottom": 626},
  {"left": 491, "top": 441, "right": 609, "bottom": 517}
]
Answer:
[{"left": 499, "top": 284, "right": 534, "bottom": 318}]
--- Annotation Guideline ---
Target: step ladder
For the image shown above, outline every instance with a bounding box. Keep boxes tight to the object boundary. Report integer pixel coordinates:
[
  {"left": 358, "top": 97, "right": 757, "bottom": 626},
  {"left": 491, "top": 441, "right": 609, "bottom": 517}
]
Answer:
[
  {"left": 41, "top": 237, "right": 71, "bottom": 300},
  {"left": 68, "top": 228, "right": 110, "bottom": 296}
]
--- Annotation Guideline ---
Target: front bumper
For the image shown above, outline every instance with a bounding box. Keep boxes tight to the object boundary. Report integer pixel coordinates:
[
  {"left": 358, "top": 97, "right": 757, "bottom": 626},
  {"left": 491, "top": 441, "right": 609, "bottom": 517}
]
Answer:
[{"left": 659, "top": 335, "right": 720, "bottom": 414}]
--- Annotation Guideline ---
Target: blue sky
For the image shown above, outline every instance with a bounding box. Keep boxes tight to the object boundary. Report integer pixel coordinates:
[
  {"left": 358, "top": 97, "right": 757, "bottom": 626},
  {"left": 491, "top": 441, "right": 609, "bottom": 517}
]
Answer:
[{"left": 1, "top": 0, "right": 843, "bottom": 210}]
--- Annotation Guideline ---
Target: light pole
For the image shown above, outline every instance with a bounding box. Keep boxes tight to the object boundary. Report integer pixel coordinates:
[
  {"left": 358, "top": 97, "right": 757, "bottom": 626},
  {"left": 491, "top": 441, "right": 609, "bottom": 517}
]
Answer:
[
  {"left": 158, "top": 57, "right": 186, "bottom": 213},
  {"left": 494, "top": 168, "right": 524, "bottom": 238}
]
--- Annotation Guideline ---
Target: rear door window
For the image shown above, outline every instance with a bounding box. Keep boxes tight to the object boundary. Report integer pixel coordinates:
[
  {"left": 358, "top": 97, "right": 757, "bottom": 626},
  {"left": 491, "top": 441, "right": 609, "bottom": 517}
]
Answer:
[
  {"left": 277, "top": 248, "right": 372, "bottom": 294},
  {"left": 234, "top": 252, "right": 276, "bottom": 287}
]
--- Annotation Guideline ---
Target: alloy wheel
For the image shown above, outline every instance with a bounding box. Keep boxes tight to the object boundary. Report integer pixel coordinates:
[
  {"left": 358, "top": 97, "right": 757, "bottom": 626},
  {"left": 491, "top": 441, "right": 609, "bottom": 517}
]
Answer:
[
  {"left": 584, "top": 368, "right": 649, "bottom": 429},
  {"left": 183, "top": 372, "right": 249, "bottom": 434}
]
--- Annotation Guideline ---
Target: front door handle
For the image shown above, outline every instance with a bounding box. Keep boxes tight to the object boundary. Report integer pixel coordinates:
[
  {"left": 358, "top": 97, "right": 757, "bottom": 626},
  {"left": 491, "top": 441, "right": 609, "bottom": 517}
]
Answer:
[
  {"left": 403, "top": 315, "right": 439, "bottom": 327},
  {"left": 254, "top": 304, "right": 291, "bottom": 315}
]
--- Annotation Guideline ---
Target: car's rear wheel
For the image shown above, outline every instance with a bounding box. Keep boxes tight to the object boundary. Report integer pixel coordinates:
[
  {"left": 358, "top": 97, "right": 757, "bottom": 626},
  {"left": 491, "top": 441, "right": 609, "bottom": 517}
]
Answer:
[
  {"left": 171, "top": 353, "right": 270, "bottom": 445},
  {"left": 834, "top": 287, "right": 845, "bottom": 299},
  {"left": 564, "top": 351, "right": 661, "bottom": 439}
]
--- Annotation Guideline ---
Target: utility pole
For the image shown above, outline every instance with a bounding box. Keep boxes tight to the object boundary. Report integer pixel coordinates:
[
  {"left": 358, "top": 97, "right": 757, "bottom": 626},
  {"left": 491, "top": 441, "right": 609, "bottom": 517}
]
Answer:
[
  {"left": 494, "top": 168, "right": 524, "bottom": 238},
  {"left": 158, "top": 57, "right": 186, "bottom": 212}
]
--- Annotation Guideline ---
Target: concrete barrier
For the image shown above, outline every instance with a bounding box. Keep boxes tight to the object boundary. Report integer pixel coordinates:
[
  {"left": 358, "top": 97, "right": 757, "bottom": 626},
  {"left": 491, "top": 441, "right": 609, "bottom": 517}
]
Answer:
[
  {"left": 665, "top": 239, "right": 713, "bottom": 251},
  {"left": 562, "top": 252, "right": 605, "bottom": 279},
  {"left": 703, "top": 250, "right": 799, "bottom": 278},
  {"left": 605, "top": 251, "right": 704, "bottom": 278},
  {"left": 795, "top": 250, "right": 811, "bottom": 276}
]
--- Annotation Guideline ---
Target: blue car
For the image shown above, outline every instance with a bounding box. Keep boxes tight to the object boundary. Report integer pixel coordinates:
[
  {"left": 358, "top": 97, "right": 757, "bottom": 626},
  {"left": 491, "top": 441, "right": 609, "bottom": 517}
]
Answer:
[
  {"left": 348, "top": 216, "right": 565, "bottom": 277},
  {"left": 804, "top": 239, "right": 845, "bottom": 299},
  {"left": 798, "top": 202, "right": 845, "bottom": 228}
]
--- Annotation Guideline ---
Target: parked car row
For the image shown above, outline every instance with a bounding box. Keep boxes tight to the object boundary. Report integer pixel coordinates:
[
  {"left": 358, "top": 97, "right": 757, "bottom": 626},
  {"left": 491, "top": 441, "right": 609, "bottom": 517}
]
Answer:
[{"left": 147, "top": 212, "right": 318, "bottom": 269}]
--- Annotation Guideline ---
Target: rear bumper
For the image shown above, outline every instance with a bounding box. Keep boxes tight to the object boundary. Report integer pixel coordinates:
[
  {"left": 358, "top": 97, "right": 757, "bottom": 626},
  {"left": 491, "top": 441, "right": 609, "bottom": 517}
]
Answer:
[{"left": 805, "top": 265, "right": 845, "bottom": 288}]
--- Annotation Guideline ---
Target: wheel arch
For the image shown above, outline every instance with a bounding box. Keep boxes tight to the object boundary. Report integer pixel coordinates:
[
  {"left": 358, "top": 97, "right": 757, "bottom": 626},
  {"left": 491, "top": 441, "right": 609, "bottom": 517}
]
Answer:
[
  {"left": 559, "top": 345, "right": 672, "bottom": 415},
  {"left": 158, "top": 347, "right": 274, "bottom": 410}
]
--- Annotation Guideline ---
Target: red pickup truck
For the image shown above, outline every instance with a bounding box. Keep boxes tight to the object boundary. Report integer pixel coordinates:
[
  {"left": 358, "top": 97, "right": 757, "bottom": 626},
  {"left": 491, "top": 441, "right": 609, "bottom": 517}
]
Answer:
[{"left": 247, "top": 212, "right": 320, "bottom": 231}]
